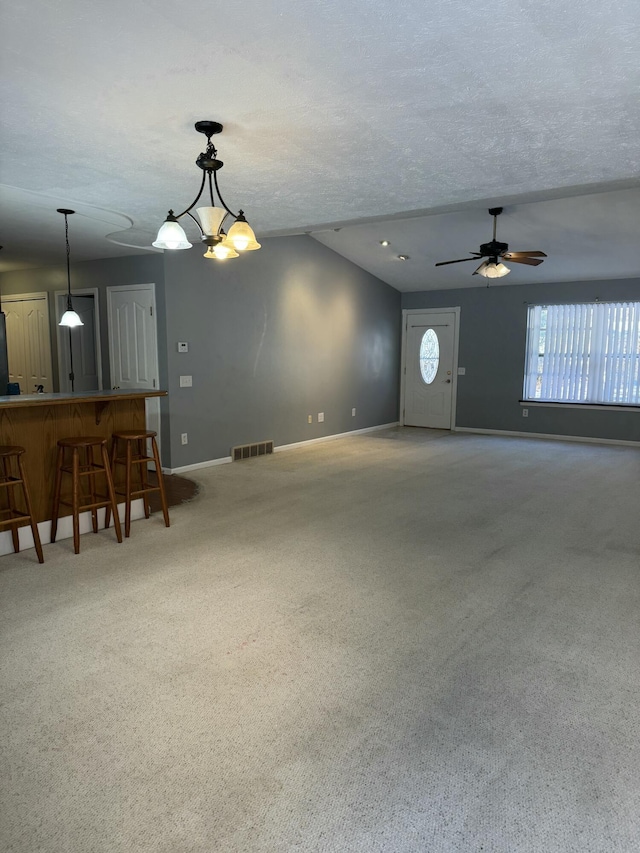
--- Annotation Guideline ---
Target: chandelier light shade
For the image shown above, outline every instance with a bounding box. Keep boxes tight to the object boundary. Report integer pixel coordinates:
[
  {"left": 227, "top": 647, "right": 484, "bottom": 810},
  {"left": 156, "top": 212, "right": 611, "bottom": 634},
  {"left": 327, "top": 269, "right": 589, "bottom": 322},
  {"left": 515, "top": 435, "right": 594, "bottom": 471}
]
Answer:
[
  {"left": 154, "top": 121, "right": 261, "bottom": 261},
  {"left": 57, "top": 209, "right": 84, "bottom": 328}
]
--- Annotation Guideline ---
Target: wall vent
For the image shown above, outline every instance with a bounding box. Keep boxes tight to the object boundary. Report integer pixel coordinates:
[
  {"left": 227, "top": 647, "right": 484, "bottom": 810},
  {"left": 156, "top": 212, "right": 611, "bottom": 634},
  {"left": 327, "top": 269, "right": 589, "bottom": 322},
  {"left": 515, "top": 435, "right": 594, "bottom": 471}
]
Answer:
[{"left": 231, "top": 440, "right": 274, "bottom": 461}]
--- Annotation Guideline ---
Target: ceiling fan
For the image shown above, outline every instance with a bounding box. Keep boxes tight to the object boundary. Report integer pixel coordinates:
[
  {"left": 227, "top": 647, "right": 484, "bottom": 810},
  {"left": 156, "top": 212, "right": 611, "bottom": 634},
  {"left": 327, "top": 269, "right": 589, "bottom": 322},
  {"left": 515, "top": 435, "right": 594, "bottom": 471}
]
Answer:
[{"left": 435, "top": 207, "right": 547, "bottom": 278}]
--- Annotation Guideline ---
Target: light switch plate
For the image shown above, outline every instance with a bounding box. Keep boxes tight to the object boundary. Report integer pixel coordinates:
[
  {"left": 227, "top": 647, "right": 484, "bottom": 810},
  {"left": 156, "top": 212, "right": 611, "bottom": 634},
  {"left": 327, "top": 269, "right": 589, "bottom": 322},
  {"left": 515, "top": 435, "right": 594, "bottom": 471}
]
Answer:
[
  {"left": 457, "top": 367, "right": 466, "bottom": 375},
  {"left": 179, "top": 375, "right": 193, "bottom": 387},
  {"left": 178, "top": 342, "right": 189, "bottom": 353}
]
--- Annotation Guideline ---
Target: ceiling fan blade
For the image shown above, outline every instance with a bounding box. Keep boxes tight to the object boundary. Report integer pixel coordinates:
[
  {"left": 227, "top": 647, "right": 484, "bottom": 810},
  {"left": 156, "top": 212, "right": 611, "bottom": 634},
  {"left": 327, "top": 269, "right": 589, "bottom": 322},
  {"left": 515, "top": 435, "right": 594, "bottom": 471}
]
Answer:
[
  {"left": 435, "top": 256, "right": 480, "bottom": 266},
  {"left": 506, "top": 256, "right": 544, "bottom": 266},
  {"left": 502, "top": 251, "right": 547, "bottom": 258}
]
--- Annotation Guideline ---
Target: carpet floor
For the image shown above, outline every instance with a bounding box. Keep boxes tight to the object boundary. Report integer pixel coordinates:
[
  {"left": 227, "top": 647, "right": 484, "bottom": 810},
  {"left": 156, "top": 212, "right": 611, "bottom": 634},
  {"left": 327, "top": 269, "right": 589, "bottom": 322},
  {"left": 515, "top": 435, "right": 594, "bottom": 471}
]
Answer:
[{"left": 1, "top": 428, "right": 639, "bottom": 852}]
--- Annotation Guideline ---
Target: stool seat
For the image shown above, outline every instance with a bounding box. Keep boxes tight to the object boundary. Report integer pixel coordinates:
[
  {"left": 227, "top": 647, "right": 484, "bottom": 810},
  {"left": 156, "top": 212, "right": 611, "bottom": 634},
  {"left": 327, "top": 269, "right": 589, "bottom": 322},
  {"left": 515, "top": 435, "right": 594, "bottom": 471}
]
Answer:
[
  {"left": 0, "top": 445, "right": 26, "bottom": 458},
  {"left": 108, "top": 431, "right": 169, "bottom": 537},
  {"left": 57, "top": 436, "right": 108, "bottom": 448},
  {"left": 50, "top": 436, "right": 122, "bottom": 554},
  {"left": 0, "top": 445, "right": 44, "bottom": 563},
  {"left": 112, "top": 430, "right": 157, "bottom": 441}
]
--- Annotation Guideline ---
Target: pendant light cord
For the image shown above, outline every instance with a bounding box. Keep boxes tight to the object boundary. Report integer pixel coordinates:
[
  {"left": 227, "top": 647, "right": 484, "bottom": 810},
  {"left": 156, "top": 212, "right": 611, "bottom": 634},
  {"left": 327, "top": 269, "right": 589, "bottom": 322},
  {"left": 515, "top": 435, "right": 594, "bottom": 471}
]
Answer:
[
  {"left": 63, "top": 212, "right": 75, "bottom": 391},
  {"left": 65, "top": 213, "right": 73, "bottom": 310}
]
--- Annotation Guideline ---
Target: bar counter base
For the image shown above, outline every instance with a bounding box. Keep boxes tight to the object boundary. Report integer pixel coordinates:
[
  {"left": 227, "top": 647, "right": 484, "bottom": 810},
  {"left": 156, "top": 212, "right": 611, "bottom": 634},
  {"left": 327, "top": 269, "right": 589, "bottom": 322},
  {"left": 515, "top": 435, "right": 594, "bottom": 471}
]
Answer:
[{"left": 0, "top": 500, "right": 146, "bottom": 558}]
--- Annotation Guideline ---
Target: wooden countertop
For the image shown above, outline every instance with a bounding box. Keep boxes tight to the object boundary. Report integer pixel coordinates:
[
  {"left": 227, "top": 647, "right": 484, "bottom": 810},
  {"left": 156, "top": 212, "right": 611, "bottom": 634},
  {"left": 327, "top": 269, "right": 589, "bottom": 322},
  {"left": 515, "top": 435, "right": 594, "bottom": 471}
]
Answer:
[{"left": 0, "top": 389, "right": 167, "bottom": 409}]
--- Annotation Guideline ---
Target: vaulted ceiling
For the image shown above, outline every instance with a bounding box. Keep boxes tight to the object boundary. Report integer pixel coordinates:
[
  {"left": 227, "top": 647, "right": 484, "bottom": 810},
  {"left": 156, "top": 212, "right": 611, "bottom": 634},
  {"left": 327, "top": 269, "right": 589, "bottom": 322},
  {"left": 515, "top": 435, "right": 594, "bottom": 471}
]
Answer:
[{"left": 1, "top": 1, "right": 639, "bottom": 290}]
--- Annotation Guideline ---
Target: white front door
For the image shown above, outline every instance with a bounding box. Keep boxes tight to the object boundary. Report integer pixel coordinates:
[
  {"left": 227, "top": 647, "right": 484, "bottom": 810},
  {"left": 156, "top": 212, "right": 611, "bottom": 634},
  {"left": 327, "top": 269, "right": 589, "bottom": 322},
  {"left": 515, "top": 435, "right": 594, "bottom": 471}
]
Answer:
[
  {"left": 107, "top": 283, "right": 161, "bottom": 459},
  {"left": 403, "top": 310, "right": 459, "bottom": 429}
]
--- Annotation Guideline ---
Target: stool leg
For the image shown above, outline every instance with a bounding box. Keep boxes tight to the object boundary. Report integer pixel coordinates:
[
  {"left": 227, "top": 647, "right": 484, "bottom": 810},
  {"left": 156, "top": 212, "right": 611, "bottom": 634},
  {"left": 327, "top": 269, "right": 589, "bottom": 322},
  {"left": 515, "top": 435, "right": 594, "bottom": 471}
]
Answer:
[
  {"left": 105, "top": 438, "right": 118, "bottom": 530},
  {"left": 50, "top": 445, "right": 64, "bottom": 543},
  {"left": 140, "top": 438, "right": 150, "bottom": 519},
  {"left": 151, "top": 438, "right": 170, "bottom": 528},
  {"left": 71, "top": 447, "right": 81, "bottom": 554},
  {"left": 4, "top": 457, "right": 20, "bottom": 554},
  {"left": 88, "top": 445, "right": 99, "bottom": 534},
  {"left": 124, "top": 438, "right": 132, "bottom": 537},
  {"left": 17, "top": 455, "right": 44, "bottom": 564},
  {"left": 101, "top": 444, "right": 122, "bottom": 544}
]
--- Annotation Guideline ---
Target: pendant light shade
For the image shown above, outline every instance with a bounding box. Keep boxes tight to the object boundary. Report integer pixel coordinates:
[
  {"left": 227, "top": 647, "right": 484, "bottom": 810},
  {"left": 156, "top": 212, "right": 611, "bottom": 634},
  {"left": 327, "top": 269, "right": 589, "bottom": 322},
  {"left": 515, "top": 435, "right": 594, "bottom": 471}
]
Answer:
[
  {"left": 152, "top": 213, "right": 192, "bottom": 250},
  {"left": 154, "top": 121, "right": 260, "bottom": 261},
  {"left": 59, "top": 309, "right": 84, "bottom": 327}
]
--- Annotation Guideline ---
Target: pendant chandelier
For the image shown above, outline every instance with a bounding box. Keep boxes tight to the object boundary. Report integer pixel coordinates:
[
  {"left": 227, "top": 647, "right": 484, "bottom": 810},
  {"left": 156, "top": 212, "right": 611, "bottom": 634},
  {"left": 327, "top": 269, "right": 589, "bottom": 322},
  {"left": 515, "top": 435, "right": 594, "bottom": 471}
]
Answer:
[
  {"left": 153, "top": 121, "right": 261, "bottom": 260},
  {"left": 58, "top": 208, "right": 84, "bottom": 327}
]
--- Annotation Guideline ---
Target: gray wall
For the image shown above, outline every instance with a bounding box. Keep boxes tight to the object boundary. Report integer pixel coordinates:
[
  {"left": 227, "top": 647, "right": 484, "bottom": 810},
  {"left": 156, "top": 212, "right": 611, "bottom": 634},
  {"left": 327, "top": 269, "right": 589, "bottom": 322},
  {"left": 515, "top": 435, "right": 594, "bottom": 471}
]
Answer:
[
  {"left": 163, "top": 235, "right": 401, "bottom": 468},
  {"left": 403, "top": 277, "right": 640, "bottom": 442},
  {"left": 0, "top": 254, "right": 166, "bottom": 392}
]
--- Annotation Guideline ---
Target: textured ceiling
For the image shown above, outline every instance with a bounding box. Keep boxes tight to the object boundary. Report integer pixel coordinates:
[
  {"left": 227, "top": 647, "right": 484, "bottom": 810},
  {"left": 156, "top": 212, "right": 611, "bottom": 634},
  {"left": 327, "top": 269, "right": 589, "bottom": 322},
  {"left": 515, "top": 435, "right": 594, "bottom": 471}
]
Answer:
[{"left": 1, "top": 0, "right": 639, "bottom": 289}]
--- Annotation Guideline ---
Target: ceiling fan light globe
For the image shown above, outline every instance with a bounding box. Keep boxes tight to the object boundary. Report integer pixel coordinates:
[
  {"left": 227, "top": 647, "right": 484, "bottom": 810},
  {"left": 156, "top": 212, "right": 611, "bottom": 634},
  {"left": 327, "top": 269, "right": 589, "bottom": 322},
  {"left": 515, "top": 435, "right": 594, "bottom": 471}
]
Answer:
[
  {"left": 478, "top": 261, "right": 510, "bottom": 278},
  {"left": 152, "top": 219, "right": 192, "bottom": 250}
]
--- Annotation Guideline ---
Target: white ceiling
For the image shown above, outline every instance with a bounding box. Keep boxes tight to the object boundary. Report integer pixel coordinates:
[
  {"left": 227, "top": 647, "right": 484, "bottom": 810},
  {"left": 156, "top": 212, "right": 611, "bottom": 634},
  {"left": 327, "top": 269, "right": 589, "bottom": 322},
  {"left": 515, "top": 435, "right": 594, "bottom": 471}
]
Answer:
[{"left": 1, "top": 0, "right": 639, "bottom": 290}]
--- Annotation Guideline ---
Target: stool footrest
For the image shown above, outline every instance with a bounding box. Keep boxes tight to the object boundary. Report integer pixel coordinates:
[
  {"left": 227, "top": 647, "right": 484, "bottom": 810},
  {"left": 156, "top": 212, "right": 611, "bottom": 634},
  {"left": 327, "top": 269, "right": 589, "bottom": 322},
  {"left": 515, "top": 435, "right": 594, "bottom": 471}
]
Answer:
[
  {"left": 57, "top": 497, "right": 113, "bottom": 511},
  {"left": 0, "top": 509, "right": 32, "bottom": 525}
]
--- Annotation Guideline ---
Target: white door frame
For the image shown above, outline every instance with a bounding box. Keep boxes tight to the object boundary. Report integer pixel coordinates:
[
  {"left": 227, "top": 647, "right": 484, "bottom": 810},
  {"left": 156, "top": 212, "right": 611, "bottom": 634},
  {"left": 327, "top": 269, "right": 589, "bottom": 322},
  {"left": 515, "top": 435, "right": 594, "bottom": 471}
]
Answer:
[
  {"left": 54, "top": 287, "right": 103, "bottom": 391},
  {"left": 400, "top": 307, "right": 461, "bottom": 429},
  {"left": 106, "top": 282, "right": 161, "bottom": 457}
]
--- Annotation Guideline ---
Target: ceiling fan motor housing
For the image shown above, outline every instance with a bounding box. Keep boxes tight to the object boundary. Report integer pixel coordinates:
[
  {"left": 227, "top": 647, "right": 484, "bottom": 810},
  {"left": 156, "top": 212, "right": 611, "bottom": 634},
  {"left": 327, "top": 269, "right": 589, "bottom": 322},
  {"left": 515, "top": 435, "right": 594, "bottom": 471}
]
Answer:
[{"left": 479, "top": 240, "right": 508, "bottom": 257}]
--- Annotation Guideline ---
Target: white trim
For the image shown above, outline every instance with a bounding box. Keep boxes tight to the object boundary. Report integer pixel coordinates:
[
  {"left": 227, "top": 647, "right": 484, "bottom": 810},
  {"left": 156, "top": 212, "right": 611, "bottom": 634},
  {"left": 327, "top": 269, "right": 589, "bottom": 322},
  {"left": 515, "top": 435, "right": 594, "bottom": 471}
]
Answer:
[
  {"left": 454, "top": 426, "right": 639, "bottom": 447},
  {"left": 167, "top": 422, "right": 400, "bottom": 474},
  {"left": 521, "top": 400, "right": 639, "bottom": 413},
  {"left": 0, "top": 500, "right": 145, "bottom": 557},
  {"left": 2, "top": 290, "right": 50, "bottom": 303},
  {"left": 54, "top": 287, "right": 103, "bottom": 391},
  {"left": 400, "top": 307, "right": 460, "bottom": 428}
]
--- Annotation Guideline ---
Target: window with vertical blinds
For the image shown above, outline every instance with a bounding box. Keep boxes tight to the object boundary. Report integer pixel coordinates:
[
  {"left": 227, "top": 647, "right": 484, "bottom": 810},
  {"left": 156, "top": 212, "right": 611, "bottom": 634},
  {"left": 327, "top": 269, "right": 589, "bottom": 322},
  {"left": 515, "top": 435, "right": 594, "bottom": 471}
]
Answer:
[{"left": 524, "top": 302, "right": 640, "bottom": 405}]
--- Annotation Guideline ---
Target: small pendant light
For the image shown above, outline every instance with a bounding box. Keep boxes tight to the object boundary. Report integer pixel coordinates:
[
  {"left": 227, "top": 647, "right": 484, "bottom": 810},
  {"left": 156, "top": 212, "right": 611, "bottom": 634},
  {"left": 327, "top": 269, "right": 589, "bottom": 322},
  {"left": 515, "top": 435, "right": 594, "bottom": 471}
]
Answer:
[{"left": 58, "top": 209, "right": 84, "bottom": 327}]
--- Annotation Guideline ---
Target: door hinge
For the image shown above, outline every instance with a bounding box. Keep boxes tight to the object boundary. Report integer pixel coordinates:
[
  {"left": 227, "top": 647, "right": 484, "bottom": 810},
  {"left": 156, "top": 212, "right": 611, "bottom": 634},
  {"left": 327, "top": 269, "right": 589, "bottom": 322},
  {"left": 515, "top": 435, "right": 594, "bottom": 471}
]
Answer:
[
  {"left": 150, "top": 306, "right": 153, "bottom": 316},
  {"left": 153, "top": 378, "right": 156, "bottom": 388}
]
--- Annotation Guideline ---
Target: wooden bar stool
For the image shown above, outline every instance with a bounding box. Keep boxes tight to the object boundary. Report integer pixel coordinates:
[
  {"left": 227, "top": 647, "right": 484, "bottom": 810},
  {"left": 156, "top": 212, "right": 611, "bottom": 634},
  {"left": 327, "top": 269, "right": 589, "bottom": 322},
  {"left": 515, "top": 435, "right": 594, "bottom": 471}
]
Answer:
[
  {"left": 108, "top": 430, "right": 170, "bottom": 538},
  {"left": 0, "top": 446, "right": 44, "bottom": 563},
  {"left": 50, "top": 437, "right": 123, "bottom": 554}
]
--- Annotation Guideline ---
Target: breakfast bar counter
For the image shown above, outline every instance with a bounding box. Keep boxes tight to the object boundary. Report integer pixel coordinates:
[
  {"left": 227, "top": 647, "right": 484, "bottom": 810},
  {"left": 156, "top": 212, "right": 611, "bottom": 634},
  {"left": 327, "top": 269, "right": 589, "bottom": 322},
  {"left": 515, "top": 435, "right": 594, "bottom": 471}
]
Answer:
[{"left": 0, "top": 389, "right": 166, "bottom": 523}]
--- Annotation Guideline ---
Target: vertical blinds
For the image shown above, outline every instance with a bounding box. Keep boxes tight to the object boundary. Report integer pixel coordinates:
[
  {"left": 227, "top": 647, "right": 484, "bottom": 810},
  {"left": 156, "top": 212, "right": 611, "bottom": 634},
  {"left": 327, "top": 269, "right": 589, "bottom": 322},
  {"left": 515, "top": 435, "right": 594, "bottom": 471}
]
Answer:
[{"left": 524, "top": 302, "right": 640, "bottom": 405}]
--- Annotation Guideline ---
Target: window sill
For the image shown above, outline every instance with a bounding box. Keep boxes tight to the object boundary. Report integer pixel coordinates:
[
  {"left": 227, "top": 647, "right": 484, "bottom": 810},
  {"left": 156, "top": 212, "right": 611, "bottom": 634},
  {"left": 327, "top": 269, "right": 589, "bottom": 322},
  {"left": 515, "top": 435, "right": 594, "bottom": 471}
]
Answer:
[{"left": 520, "top": 401, "right": 640, "bottom": 413}]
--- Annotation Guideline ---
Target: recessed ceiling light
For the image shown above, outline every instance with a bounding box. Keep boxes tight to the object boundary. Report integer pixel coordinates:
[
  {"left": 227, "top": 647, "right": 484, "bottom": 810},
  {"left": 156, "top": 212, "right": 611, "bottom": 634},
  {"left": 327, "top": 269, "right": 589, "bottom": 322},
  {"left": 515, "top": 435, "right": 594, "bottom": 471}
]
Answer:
[
  {"left": 380, "top": 240, "right": 390, "bottom": 246},
  {"left": 398, "top": 254, "right": 409, "bottom": 261}
]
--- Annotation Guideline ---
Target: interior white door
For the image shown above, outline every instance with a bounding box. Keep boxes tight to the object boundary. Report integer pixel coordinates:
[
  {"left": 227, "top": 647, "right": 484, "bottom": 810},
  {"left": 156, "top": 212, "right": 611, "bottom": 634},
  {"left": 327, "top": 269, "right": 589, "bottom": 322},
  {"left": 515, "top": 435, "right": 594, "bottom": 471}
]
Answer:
[
  {"left": 107, "top": 284, "right": 161, "bottom": 460},
  {"left": 4, "top": 295, "right": 54, "bottom": 393},
  {"left": 404, "top": 311, "right": 456, "bottom": 429},
  {"left": 56, "top": 294, "right": 100, "bottom": 393}
]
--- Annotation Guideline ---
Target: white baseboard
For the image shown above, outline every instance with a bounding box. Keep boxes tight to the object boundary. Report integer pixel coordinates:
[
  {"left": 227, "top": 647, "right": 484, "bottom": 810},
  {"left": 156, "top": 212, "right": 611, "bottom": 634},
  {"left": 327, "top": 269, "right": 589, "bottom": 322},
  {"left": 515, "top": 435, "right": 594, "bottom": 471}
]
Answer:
[
  {"left": 0, "top": 499, "right": 145, "bottom": 558},
  {"left": 274, "top": 422, "right": 400, "bottom": 453},
  {"left": 168, "top": 422, "right": 401, "bottom": 474},
  {"left": 454, "top": 426, "right": 639, "bottom": 448},
  {"left": 169, "top": 456, "right": 232, "bottom": 475}
]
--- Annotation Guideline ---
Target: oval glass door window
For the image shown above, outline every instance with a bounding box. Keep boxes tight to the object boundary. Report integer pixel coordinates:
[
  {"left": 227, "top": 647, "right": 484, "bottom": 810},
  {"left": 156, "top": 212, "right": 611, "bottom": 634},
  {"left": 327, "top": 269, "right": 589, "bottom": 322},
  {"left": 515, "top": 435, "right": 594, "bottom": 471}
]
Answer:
[{"left": 419, "top": 329, "right": 439, "bottom": 384}]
